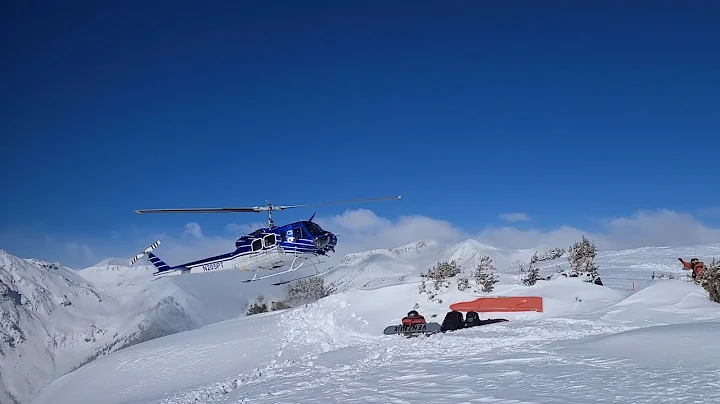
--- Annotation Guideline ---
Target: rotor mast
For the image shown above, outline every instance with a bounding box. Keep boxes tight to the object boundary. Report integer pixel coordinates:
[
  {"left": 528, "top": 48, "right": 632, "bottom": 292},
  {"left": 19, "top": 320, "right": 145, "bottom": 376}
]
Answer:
[{"left": 266, "top": 204, "right": 275, "bottom": 228}]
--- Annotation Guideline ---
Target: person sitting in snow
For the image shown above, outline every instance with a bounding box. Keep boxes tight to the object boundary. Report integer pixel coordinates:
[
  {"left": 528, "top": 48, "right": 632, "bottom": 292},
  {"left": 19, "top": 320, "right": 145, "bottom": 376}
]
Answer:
[
  {"left": 401, "top": 310, "right": 426, "bottom": 326},
  {"left": 679, "top": 258, "right": 704, "bottom": 279}
]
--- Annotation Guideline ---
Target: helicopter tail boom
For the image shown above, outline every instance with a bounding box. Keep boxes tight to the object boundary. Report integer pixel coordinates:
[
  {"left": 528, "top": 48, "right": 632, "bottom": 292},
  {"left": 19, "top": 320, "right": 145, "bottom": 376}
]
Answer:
[{"left": 147, "top": 252, "right": 176, "bottom": 275}]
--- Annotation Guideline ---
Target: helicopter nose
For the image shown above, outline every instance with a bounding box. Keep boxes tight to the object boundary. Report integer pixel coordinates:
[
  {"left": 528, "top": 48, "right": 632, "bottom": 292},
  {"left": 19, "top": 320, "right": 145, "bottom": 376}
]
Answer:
[
  {"left": 313, "top": 234, "right": 329, "bottom": 248},
  {"left": 313, "top": 232, "right": 337, "bottom": 250},
  {"left": 327, "top": 232, "right": 337, "bottom": 247}
]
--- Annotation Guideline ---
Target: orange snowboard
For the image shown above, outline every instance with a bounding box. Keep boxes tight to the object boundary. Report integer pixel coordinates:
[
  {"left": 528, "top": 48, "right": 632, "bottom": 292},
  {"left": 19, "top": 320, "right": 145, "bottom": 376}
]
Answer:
[{"left": 450, "top": 296, "right": 543, "bottom": 313}]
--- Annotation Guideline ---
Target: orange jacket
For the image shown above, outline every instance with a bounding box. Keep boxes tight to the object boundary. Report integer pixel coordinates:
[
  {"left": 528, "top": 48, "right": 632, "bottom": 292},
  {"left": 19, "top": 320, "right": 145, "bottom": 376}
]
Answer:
[{"left": 679, "top": 258, "right": 704, "bottom": 277}]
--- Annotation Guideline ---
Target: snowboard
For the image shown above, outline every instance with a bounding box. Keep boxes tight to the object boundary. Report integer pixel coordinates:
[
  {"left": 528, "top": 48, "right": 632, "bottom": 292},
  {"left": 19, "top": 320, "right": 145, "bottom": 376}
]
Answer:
[
  {"left": 467, "top": 318, "right": 509, "bottom": 328},
  {"left": 383, "top": 322, "right": 443, "bottom": 336}
]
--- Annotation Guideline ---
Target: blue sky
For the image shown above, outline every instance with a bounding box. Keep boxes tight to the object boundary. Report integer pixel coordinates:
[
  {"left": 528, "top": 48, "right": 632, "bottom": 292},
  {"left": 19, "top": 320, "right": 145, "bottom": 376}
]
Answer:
[{"left": 2, "top": 1, "right": 720, "bottom": 267}]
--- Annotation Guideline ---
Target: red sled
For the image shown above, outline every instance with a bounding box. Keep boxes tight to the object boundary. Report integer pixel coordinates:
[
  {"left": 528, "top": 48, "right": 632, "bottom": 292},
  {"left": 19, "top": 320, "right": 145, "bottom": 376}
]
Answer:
[{"left": 450, "top": 296, "right": 543, "bottom": 313}]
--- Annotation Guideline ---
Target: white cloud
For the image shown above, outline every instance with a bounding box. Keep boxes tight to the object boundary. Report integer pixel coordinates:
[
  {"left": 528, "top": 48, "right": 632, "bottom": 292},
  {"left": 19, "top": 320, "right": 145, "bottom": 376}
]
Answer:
[
  {"left": 475, "top": 225, "right": 588, "bottom": 251},
  {"left": 601, "top": 209, "right": 720, "bottom": 249},
  {"left": 183, "top": 222, "right": 203, "bottom": 238},
  {"left": 329, "top": 209, "right": 392, "bottom": 232},
  {"left": 63, "top": 241, "right": 96, "bottom": 263},
  {"left": 477, "top": 209, "right": 720, "bottom": 252},
  {"left": 314, "top": 209, "right": 465, "bottom": 263},
  {"left": 4, "top": 208, "right": 720, "bottom": 269},
  {"left": 499, "top": 212, "right": 530, "bottom": 222}
]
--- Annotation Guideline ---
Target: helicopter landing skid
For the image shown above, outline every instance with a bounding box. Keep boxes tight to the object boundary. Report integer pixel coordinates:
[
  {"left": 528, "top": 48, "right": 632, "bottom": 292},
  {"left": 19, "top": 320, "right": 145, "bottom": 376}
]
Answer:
[{"left": 242, "top": 254, "right": 332, "bottom": 285}]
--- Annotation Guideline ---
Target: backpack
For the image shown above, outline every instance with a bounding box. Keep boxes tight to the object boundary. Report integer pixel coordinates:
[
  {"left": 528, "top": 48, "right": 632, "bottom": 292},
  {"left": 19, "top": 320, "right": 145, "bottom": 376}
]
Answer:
[
  {"left": 465, "top": 311, "right": 482, "bottom": 327},
  {"left": 441, "top": 311, "right": 465, "bottom": 332}
]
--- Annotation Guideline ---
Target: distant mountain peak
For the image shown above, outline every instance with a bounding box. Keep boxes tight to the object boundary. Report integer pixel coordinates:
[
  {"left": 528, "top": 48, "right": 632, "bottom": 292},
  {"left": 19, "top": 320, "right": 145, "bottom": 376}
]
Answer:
[{"left": 91, "top": 257, "right": 131, "bottom": 268}]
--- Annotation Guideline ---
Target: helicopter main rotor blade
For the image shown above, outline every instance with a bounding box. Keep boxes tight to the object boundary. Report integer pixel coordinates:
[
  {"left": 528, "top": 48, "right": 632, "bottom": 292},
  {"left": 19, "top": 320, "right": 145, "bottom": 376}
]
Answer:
[
  {"left": 275, "top": 195, "right": 401, "bottom": 210},
  {"left": 134, "top": 195, "right": 401, "bottom": 214},
  {"left": 135, "top": 207, "right": 265, "bottom": 214}
]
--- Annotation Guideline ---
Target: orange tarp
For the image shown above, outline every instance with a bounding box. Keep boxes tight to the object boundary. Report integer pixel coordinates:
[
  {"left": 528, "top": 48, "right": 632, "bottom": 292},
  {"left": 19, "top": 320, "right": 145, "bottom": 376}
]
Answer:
[{"left": 450, "top": 296, "right": 543, "bottom": 313}]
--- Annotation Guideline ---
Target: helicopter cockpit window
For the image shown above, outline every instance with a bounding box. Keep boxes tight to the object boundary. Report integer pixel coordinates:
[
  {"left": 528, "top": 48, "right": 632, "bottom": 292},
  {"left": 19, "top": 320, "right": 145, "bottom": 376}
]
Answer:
[
  {"left": 293, "top": 227, "right": 302, "bottom": 240},
  {"left": 304, "top": 221, "right": 324, "bottom": 235},
  {"left": 251, "top": 238, "right": 263, "bottom": 251}
]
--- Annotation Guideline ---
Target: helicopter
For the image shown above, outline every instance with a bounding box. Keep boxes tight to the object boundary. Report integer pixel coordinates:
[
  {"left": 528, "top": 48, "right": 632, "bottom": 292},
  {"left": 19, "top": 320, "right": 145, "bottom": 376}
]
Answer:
[{"left": 129, "top": 195, "right": 401, "bottom": 285}]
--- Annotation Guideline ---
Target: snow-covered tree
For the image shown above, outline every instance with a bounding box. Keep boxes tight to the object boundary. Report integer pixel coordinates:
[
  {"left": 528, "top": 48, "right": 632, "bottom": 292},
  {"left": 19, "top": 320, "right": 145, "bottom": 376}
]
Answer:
[
  {"left": 246, "top": 294, "right": 268, "bottom": 315},
  {"left": 271, "top": 300, "right": 292, "bottom": 311},
  {"left": 247, "top": 277, "right": 333, "bottom": 315},
  {"left": 518, "top": 259, "right": 540, "bottom": 286},
  {"left": 515, "top": 246, "right": 570, "bottom": 286},
  {"left": 532, "top": 248, "right": 566, "bottom": 264},
  {"left": 419, "top": 260, "right": 461, "bottom": 303},
  {"left": 567, "top": 235, "right": 600, "bottom": 280},
  {"left": 286, "top": 276, "right": 333, "bottom": 306},
  {"left": 456, "top": 276, "right": 470, "bottom": 291},
  {"left": 420, "top": 260, "right": 461, "bottom": 290},
  {"left": 473, "top": 255, "right": 499, "bottom": 292},
  {"left": 698, "top": 258, "right": 720, "bottom": 303}
]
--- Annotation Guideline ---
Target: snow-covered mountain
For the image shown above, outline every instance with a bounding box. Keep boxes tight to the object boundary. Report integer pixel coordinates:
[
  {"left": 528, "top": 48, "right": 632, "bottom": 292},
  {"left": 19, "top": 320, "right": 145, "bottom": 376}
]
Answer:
[
  {"left": 0, "top": 251, "right": 111, "bottom": 404},
  {"left": 326, "top": 238, "right": 539, "bottom": 292},
  {"left": 27, "top": 241, "right": 720, "bottom": 404},
  {"left": 3, "top": 239, "right": 720, "bottom": 404},
  {"left": 0, "top": 249, "right": 316, "bottom": 404}
]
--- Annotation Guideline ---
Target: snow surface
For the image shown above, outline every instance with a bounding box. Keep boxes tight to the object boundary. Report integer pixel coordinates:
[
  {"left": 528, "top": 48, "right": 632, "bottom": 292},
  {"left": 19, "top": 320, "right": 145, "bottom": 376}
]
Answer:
[
  {"left": 24, "top": 241, "right": 720, "bottom": 404},
  {"left": 1, "top": 249, "right": 331, "bottom": 404}
]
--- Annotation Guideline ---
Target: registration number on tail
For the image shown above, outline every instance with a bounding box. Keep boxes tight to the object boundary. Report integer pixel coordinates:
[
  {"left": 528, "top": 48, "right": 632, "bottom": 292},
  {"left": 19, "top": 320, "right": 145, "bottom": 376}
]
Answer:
[{"left": 202, "top": 262, "right": 223, "bottom": 271}]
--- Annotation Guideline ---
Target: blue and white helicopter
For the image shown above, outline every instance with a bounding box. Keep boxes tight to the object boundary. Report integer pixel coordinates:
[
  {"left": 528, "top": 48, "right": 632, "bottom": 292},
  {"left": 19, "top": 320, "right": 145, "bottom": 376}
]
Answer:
[{"left": 130, "top": 195, "right": 401, "bottom": 285}]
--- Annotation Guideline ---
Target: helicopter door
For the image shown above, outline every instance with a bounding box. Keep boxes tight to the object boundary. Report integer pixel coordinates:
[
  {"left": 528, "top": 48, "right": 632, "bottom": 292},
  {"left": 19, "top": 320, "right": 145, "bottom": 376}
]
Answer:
[{"left": 293, "top": 226, "right": 302, "bottom": 240}]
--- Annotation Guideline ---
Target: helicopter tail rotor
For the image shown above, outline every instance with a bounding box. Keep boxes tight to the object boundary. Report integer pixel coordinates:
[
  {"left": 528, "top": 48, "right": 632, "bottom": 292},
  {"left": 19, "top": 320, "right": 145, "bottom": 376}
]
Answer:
[{"left": 130, "top": 240, "right": 161, "bottom": 266}]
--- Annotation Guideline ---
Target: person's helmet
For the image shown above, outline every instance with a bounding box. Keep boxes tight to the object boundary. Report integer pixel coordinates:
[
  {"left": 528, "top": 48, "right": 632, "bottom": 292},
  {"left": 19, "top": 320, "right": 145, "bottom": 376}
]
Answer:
[
  {"left": 691, "top": 258, "right": 699, "bottom": 265},
  {"left": 407, "top": 310, "right": 419, "bottom": 317}
]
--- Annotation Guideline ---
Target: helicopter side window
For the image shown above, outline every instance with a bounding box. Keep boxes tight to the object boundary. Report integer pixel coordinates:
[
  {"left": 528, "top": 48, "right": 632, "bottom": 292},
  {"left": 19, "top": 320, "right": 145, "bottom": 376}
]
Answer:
[
  {"left": 293, "top": 227, "right": 302, "bottom": 240},
  {"left": 263, "top": 234, "right": 276, "bottom": 247},
  {"left": 251, "top": 238, "right": 263, "bottom": 251}
]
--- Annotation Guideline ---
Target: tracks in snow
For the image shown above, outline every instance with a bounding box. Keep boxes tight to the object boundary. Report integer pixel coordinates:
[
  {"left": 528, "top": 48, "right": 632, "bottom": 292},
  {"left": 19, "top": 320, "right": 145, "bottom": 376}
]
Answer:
[{"left": 155, "top": 313, "right": 642, "bottom": 404}]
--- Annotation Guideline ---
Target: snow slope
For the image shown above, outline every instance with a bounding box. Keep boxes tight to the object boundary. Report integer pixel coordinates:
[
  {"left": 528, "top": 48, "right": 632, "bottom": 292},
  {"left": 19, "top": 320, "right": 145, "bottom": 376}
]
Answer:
[
  {"left": 0, "top": 249, "right": 331, "bottom": 404},
  {"left": 29, "top": 241, "right": 720, "bottom": 404}
]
